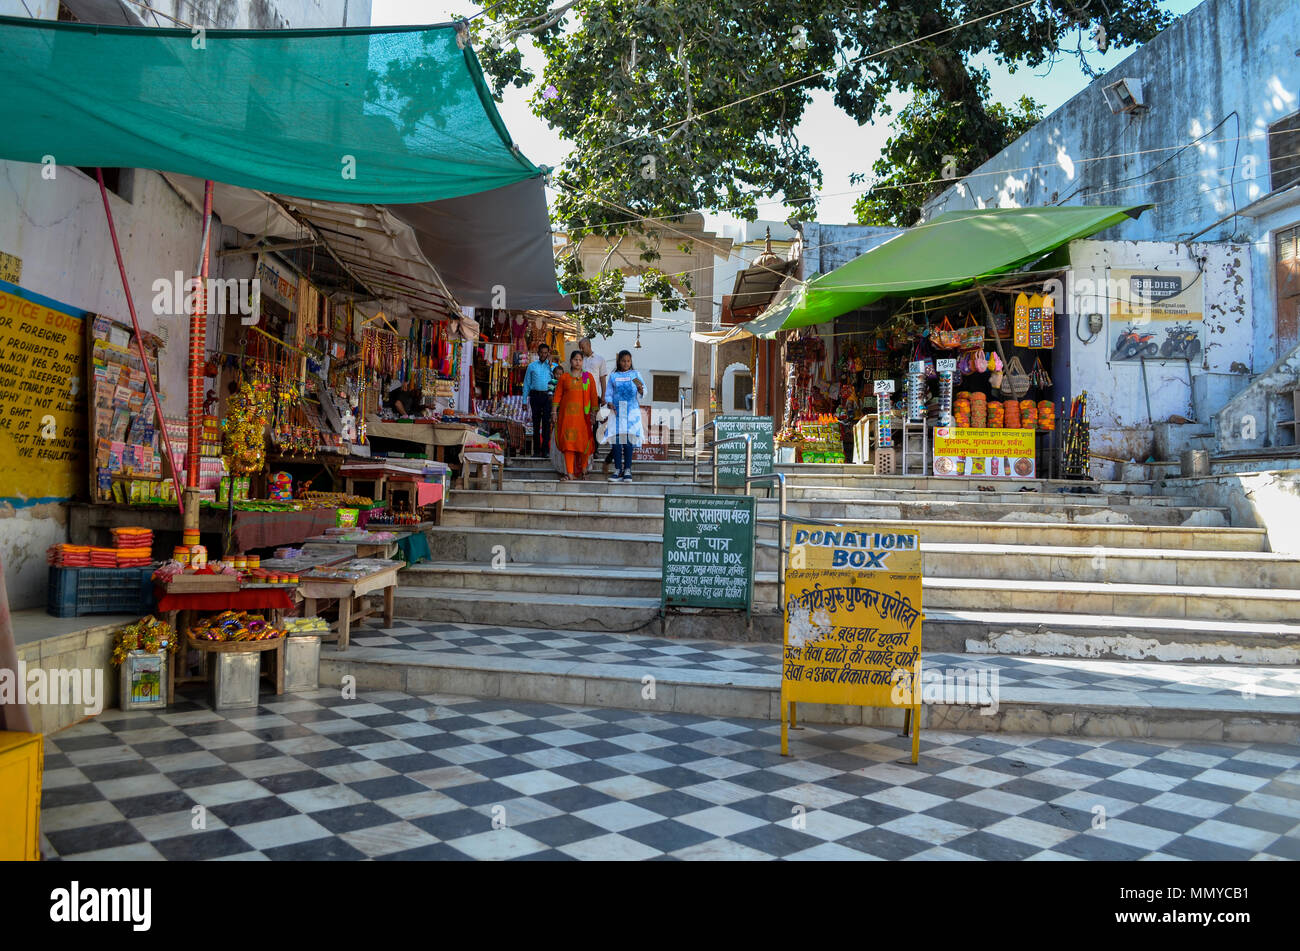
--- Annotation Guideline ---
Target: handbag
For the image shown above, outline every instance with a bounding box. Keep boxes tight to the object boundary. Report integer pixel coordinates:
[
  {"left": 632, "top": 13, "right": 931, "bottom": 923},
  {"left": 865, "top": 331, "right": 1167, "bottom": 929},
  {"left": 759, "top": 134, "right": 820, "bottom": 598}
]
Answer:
[
  {"left": 989, "top": 301, "right": 1012, "bottom": 339},
  {"left": 1001, "top": 355, "right": 1031, "bottom": 398},
  {"left": 929, "top": 316, "right": 961, "bottom": 350},
  {"left": 956, "top": 314, "right": 984, "bottom": 349},
  {"left": 973, "top": 348, "right": 988, "bottom": 373},
  {"left": 1029, "top": 357, "right": 1053, "bottom": 390}
]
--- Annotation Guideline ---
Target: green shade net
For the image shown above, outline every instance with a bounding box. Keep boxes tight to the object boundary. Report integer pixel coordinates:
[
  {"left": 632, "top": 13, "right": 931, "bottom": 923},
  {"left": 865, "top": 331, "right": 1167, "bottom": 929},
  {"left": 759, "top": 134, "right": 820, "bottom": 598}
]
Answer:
[
  {"left": 0, "top": 17, "right": 542, "bottom": 204},
  {"left": 758, "top": 205, "right": 1151, "bottom": 335}
]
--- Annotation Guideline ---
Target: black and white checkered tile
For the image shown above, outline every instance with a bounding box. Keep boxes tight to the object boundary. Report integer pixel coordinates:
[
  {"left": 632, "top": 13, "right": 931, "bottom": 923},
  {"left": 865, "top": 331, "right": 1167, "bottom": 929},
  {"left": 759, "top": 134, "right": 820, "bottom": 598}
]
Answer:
[
  {"left": 346, "top": 619, "right": 1300, "bottom": 699},
  {"left": 40, "top": 687, "right": 1300, "bottom": 860}
]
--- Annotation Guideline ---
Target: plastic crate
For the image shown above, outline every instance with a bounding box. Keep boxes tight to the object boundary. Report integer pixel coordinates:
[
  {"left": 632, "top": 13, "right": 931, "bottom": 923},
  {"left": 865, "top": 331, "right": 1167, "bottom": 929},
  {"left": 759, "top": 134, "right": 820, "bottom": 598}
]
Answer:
[{"left": 47, "top": 566, "right": 155, "bottom": 618}]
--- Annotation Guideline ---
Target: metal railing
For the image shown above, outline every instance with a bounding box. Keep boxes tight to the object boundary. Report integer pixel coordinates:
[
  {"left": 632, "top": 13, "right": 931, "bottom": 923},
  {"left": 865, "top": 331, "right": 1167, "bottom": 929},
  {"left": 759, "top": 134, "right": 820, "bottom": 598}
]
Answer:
[
  {"left": 692, "top": 417, "right": 717, "bottom": 484},
  {"left": 707, "top": 433, "right": 752, "bottom": 494}
]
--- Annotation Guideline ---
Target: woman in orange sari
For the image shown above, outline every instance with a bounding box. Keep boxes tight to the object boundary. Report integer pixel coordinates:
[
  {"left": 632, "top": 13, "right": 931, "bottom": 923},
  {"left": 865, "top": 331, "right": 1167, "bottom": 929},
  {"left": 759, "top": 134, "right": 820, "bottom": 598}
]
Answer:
[{"left": 552, "top": 350, "right": 597, "bottom": 480}]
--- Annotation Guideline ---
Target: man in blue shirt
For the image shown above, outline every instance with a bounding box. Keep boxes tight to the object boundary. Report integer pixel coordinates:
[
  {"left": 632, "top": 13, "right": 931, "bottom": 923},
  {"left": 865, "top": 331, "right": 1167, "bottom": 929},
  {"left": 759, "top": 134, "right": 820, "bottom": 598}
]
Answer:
[{"left": 523, "top": 343, "right": 558, "bottom": 456}]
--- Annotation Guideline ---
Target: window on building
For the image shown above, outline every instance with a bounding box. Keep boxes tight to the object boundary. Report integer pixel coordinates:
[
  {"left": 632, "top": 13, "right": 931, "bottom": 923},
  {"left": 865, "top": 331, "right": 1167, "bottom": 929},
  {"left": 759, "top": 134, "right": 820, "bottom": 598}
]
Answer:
[
  {"left": 624, "top": 295, "right": 653, "bottom": 322},
  {"left": 651, "top": 373, "right": 680, "bottom": 403},
  {"left": 1278, "top": 224, "right": 1300, "bottom": 353},
  {"left": 732, "top": 373, "right": 753, "bottom": 411},
  {"left": 1269, "top": 111, "right": 1300, "bottom": 192},
  {"left": 76, "top": 166, "right": 133, "bottom": 201}
]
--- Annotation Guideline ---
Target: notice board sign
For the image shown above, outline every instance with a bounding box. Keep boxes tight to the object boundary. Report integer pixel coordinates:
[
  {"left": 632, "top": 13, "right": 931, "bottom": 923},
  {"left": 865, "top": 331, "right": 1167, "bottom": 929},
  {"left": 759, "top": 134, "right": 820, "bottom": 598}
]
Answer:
[
  {"left": 661, "top": 493, "right": 755, "bottom": 613},
  {"left": 932, "top": 426, "right": 1035, "bottom": 478},
  {"left": 714, "top": 415, "right": 773, "bottom": 487},
  {"left": 0, "top": 280, "right": 86, "bottom": 506},
  {"left": 782, "top": 523, "right": 922, "bottom": 762}
]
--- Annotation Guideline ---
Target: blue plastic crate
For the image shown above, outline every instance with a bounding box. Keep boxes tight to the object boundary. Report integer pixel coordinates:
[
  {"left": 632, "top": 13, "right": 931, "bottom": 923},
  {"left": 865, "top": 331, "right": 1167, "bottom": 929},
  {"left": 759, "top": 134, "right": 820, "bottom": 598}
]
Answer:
[{"left": 47, "top": 566, "right": 155, "bottom": 618}]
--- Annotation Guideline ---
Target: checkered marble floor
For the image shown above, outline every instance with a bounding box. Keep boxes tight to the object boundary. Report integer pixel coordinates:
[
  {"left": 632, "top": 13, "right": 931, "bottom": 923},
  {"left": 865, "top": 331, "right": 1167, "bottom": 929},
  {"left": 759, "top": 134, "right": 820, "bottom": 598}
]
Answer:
[
  {"left": 347, "top": 619, "right": 1300, "bottom": 699},
  {"left": 40, "top": 687, "right": 1300, "bottom": 861}
]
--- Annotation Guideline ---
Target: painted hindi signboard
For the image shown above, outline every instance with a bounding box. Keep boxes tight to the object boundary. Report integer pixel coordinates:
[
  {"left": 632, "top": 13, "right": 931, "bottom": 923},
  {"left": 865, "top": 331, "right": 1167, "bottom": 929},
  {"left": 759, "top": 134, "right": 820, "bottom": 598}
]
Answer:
[
  {"left": 782, "top": 523, "right": 923, "bottom": 762},
  {"left": 714, "top": 415, "right": 773, "bottom": 487},
  {"left": 932, "top": 426, "right": 1036, "bottom": 478},
  {"left": 661, "top": 493, "right": 755, "bottom": 613}
]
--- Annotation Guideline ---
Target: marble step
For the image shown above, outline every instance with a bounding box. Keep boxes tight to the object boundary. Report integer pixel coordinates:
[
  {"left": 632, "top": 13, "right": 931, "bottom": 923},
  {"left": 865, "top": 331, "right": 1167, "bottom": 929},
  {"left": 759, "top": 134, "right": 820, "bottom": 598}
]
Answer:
[
  {"left": 387, "top": 586, "right": 1300, "bottom": 665},
  {"left": 322, "top": 641, "right": 1300, "bottom": 742},
  {"left": 450, "top": 489, "right": 1221, "bottom": 524},
  {"left": 437, "top": 507, "right": 1262, "bottom": 551},
  {"left": 422, "top": 526, "right": 1300, "bottom": 587},
  {"left": 398, "top": 562, "right": 1300, "bottom": 624},
  {"left": 497, "top": 477, "right": 1193, "bottom": 505}
]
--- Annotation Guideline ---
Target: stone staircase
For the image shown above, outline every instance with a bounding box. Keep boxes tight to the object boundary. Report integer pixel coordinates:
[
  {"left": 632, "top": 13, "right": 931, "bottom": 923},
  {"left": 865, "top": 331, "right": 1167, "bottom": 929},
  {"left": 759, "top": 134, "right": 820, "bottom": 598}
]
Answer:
[{"left": 396, "top": 458, "right": 1300, "bottom": 666}]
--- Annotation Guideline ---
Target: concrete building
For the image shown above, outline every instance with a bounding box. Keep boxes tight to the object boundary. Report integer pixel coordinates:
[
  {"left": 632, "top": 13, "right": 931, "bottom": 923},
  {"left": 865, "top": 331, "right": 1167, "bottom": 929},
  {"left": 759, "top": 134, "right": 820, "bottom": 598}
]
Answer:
[
  {"left": 573, "top": 214, "right": 732, "bottom": 430},
  {"left": 0, "top": 0, "right": 371, "bottom": 607},
  {"left": 920, "top": 0, "right": 1299, "bottom": 460}
]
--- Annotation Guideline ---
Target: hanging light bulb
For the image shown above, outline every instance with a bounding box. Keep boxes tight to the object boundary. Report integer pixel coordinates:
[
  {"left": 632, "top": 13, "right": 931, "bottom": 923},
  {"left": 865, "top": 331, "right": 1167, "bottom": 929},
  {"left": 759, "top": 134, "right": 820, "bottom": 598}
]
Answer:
[{"left": 635, "top": 327, "right": 642, "bottom": 349}]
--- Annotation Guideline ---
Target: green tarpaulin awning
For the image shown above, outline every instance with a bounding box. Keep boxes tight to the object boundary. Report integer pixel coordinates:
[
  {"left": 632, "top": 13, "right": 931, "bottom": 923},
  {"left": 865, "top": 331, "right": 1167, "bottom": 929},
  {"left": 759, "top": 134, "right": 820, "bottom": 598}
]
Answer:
[
  {"left": 752, "top": 205, "right": 1151, "bottom": 336},
  {"left": 0, "top": 17, "right": 540, "bottom": 204}
]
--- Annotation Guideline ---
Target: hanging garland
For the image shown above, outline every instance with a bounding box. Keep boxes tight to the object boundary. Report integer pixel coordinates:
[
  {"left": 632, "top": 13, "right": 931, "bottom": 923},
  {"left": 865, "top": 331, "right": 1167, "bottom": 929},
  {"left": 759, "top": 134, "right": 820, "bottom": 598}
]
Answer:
[{"left": 223, "top": 378, "right": 271, "bottom": 474}]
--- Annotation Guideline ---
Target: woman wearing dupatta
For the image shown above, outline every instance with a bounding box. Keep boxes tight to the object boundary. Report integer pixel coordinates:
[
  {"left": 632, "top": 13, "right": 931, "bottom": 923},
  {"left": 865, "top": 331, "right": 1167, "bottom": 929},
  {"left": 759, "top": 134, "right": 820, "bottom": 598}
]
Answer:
[{"left": 552, "top": 350, "right": 598, "bottom": 480}]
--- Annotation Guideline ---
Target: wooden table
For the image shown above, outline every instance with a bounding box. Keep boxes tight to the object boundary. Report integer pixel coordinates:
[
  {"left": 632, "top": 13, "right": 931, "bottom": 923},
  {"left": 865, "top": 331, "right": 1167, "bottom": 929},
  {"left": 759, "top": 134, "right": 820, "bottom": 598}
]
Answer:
[
  {"left": 299, "top": 563, "right": 401, "bottom": 650},
  {"left": 364, "top": 418, "right": 479, "bottom": 462},
  {"left": 159, "top": 586, "right": 298, "bottom": 704},
  {"left": 302, "top": 532, "right": 409, "bottom": 560}
]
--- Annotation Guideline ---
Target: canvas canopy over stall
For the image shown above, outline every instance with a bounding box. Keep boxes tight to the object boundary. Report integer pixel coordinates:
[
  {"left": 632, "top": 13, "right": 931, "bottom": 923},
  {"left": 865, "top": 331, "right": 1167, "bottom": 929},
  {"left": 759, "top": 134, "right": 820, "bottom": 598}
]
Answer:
[
  {"left": 0, "top": 15, "right": 571, "bottom": 312},
  {"left": 741, "top": 206, "right": 1152, "bottom": 337}
]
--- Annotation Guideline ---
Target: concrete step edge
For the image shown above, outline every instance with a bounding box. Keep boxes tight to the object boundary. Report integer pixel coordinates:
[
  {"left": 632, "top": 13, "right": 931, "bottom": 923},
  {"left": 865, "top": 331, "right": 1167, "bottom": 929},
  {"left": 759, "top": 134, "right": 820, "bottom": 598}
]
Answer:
[
  {"left": 319, "top": 648, "right": 1300, "bottom": 739},
  {"left": 399, "top": 562, "right": 1300, "bottom": 601},
  {"left": 441, "top": 506, "right": 1261, "bottom": 535}
]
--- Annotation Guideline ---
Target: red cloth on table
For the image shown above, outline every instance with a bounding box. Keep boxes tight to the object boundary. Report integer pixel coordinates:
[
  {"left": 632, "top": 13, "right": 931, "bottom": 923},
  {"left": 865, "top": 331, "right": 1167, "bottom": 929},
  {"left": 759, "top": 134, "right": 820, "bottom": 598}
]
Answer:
[
  {"left": 231, "top": 509, "right": 340, "bottom": 552},
  {"left": 155, "top": 588, "right": 295, "bottom": 613}
]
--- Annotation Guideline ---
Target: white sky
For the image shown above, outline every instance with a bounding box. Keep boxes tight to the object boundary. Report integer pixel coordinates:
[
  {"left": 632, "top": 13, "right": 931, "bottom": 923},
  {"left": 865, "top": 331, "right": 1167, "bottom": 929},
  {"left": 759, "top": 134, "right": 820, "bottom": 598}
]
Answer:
[{"left": 374, "top": 0, "right": 1204, "bottom": 230}]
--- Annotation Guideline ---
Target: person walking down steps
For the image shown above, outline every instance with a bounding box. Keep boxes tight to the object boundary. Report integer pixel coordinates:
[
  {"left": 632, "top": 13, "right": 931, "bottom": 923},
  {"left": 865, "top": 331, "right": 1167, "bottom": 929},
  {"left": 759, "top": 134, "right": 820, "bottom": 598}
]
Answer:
[
  {"left": 552, "top": 350, "right": 598, "bottom": 480},
  {"left": 605, "top": 349, "right": 645, "bottom": 482}
]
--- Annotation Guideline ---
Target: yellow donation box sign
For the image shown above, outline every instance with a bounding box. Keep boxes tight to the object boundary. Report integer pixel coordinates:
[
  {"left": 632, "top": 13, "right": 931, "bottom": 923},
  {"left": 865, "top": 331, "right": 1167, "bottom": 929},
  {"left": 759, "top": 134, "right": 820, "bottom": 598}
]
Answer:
[{"left": 782, "top": 524, "right": 923, "bottom": 762}]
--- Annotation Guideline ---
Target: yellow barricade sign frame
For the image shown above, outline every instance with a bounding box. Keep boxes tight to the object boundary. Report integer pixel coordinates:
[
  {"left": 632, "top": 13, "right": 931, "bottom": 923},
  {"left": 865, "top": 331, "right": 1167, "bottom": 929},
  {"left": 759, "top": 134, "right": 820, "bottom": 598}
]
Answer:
[{"left": 781, "top": 523, "right": 923, "bottom": 763}]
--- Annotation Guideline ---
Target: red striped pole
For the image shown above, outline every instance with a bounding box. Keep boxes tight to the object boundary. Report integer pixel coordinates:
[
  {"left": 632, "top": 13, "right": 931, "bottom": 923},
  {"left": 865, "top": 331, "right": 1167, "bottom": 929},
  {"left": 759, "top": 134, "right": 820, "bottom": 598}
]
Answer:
[
  {"left": 188, "top": 181, "right": 214, "bottom": 499},
  {"left": 96, "top": 168, "right": 185, "bottom": 516}
]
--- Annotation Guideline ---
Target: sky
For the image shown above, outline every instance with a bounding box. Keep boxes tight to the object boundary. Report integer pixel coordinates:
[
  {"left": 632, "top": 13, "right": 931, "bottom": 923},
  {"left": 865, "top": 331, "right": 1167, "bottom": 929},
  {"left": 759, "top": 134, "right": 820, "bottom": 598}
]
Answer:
[{"left": 373, "top": 0, "right": 1205, "bottom": 231}]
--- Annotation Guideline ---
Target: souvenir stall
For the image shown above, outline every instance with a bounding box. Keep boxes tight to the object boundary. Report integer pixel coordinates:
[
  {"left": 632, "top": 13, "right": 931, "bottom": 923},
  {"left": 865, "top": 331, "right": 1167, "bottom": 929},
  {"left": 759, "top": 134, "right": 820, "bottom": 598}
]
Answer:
[
  {"left": 472, "top": 309, "right": 575, "bottom": 456},
  {"left": 773, "top": 277, "right": 1078, "bottom": 479}
]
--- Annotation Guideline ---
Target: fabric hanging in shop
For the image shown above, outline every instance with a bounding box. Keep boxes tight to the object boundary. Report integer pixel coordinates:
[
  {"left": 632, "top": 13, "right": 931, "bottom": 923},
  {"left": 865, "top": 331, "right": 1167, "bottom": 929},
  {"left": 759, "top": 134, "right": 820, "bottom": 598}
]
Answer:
[{"left": 0, "top": 17, "right": 541, "bottom": 204}]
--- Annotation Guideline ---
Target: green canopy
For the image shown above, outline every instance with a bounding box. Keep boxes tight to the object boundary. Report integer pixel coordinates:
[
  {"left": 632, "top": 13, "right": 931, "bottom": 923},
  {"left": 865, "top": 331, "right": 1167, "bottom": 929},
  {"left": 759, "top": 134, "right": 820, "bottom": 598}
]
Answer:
[
  {"left": 0, "top": 17, "right": 542, "bottom": 204},
  {"left": 757, "top": 205, "right": 1150, "bottom": 335}
]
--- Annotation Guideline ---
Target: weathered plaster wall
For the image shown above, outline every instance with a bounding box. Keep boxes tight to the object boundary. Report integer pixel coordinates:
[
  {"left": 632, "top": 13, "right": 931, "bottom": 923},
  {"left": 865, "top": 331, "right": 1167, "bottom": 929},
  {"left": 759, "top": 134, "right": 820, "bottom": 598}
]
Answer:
[
  {"left": 799, "top": 222, "right": 898, "bottom": 276},
  {"left": 923, "top": 0, "right": 1299, "bottom": 371},
  {"left": 1161, "top": 470, "right": 1300, "bottom": 553},
  {"left": 0, "top": 1, "right": 370, "bottom": 608},
  {"left": 1065, "top": 238, "right": 1253, "bottom": 460}
]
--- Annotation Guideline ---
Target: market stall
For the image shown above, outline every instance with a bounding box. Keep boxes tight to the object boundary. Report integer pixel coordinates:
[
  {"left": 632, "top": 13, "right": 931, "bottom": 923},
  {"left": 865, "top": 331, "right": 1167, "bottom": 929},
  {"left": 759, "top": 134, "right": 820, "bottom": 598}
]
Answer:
[{"left": 775, "top": 279, "right": 1072, "bottom": 478}]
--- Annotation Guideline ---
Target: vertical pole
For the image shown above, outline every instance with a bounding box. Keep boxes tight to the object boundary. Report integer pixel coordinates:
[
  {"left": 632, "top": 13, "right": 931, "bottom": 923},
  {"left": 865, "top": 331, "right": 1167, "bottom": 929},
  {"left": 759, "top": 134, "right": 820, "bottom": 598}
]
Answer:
[
  {"left": 744, "top": 435, "right": 752, "bottom": 494},
  {"left": 96, "top": 169, "right": 184, "bottom": 516},
  {"left": 184, "top": 180, "right": 215, "bottom": 533}
]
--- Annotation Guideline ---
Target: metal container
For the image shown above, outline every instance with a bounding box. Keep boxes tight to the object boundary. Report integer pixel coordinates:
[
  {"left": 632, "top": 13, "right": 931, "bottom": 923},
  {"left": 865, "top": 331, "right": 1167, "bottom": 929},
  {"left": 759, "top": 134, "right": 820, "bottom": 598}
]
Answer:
[
  {"left": 1180, "top": 449, "right": 1210, "bottom": 478},
  {"left": 208, "top": 651, "right": 261, "bottom": 709},
  {"left": 284, "top": 635, "right": 321, "bottom": 692},
  {"left": 119, "top": 651, "right": 168, "bottom": 711}
]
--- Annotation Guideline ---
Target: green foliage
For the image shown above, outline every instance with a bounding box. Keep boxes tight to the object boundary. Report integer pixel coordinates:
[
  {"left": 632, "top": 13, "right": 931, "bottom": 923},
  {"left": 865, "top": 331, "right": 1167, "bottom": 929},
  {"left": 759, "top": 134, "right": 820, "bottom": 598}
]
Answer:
[
  {"left": 852, "top": 89, "right": 1044, "bottom": 227},
  {"left": 471, "top": 0, "right": 1170, "bottom": 305}
]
